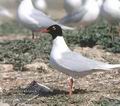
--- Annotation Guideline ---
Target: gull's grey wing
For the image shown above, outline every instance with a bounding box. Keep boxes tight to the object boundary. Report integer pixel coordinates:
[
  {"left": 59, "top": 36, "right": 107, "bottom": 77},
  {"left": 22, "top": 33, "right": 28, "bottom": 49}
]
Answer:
[
  {"left": 30, "top": 9, "right": 75, "bottom": 30},
  {"left": 30, "top": 9, "right": 56, "bottom": 28},
  {"left": 57, "top": 51, "right": 108, "bottom": 73},
  {"left": 59, "top": 7, "right": 87, "bottom": 25}
]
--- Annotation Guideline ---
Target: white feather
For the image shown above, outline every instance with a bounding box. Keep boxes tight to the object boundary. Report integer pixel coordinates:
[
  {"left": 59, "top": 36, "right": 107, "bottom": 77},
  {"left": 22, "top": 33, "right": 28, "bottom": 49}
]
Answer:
[
  {"left": 59, "top": 0, "right": 100, "bottom": 28},
  {"left": 17, "top": 0, "right": 75, "bottom": 32},
  {"left": 50, "top": 36, "right": 120, "bottom": 78}
]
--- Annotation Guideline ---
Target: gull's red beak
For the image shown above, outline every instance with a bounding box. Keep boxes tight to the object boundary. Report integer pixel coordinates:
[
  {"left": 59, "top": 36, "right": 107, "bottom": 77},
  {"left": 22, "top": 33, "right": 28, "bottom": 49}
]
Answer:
[{"left": 40, "top": 29, "right": 49, "bottom": 33}]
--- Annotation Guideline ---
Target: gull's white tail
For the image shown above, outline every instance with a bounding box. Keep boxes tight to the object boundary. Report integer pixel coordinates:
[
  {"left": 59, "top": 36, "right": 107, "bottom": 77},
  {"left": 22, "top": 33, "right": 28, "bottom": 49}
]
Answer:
[{"left": 101, "top": 64, "right": 120, "bottom": 70}]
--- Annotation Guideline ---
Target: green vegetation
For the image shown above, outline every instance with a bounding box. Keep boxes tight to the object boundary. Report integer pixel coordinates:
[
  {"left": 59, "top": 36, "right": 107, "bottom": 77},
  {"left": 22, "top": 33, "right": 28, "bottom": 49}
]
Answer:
[
  {"left": 64, "top": 21, "right": 120, "bottom": 53},
  {"left": 0, "top": 37, "right": 51, "bottom": 70},
  {"left": 0, "top": 20, "right": 119, "bottom": 70},
  {"left": 0, "top": 21, "right": 30, "bottom": 35},
  {"left": 93, "top": 97, "right": 120, "bottom": 106}
]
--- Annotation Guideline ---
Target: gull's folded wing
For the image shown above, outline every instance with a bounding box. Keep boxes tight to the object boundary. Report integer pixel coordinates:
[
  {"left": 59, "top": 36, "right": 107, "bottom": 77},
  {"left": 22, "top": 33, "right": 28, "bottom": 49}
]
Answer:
[
  {"left": 59, "top": 7, "right": 87, "bottom": 24},
  {"left": 57, "top": 51, "right": 109, "bottom": 72}
]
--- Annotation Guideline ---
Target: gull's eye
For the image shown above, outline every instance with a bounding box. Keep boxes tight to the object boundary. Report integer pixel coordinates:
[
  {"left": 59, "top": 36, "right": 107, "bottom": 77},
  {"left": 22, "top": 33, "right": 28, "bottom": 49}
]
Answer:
[{"left": 52, "top": 26, "right": 56, "bottom": 30}]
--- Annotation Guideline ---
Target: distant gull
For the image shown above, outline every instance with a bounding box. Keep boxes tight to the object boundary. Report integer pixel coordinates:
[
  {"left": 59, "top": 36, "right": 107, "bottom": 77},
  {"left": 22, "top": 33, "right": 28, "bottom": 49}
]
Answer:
[
  {"left": 0, "top": 6, "right": 13, "bottom": 18},
  {"left": 59, "top": 0, "right": 101, "bottom": 28},
  {"left": 64, "top": 0, "right": 82, "bottom": 14},
  {"left": 101, "top": 0, "right": 120, "bottom": 42},
  {"left": 17, "top": 0, "right": 74, "bottom": 39},
  {"left": 31, "top": 0, "right": 47, "bottom": 13}
]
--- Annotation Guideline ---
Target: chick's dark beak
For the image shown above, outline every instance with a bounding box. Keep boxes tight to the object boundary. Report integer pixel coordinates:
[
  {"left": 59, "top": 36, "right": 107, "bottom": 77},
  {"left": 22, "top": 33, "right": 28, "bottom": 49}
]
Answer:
[{"left": 40, "top": 29, "right": 49, "bottom": 33}]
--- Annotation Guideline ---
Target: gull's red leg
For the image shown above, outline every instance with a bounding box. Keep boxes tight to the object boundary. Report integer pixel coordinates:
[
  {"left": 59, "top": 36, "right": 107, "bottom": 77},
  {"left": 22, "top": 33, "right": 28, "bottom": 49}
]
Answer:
[
  {"left": 32, "top": 31, "right": 35, "bottom": 39},
  {"left": 67, "top": 77, "right": 73, "bottom": 96}
]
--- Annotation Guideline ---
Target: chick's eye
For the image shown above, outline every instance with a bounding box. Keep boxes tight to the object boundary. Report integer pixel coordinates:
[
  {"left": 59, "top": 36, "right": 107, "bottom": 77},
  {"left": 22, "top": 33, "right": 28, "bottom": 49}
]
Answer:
[{"left": 52, "top": 26, "right": 56, "bottom": 30}]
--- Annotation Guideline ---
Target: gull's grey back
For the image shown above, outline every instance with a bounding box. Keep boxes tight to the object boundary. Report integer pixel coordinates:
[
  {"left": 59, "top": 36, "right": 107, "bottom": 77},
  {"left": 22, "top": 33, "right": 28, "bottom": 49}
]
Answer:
[{"left": 50, "top": 50, "right": 110, "bottom": 78}]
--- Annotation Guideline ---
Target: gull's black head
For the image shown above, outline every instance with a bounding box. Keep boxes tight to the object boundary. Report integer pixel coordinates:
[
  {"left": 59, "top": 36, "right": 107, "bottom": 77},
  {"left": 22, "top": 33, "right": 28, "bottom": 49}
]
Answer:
[{"left": 41, "top": 24, "right": 63, "bottom": 39}]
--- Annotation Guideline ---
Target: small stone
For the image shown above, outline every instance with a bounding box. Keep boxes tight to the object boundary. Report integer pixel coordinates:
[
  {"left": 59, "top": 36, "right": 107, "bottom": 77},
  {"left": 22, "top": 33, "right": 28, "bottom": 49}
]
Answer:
[
  {"left": 0, "top": 87, "right": 3, "bottom": 93},
  {"left": 0, "top": 102, "right": 10, "bottom": 106},
  {"left": 106, "top": 52, "right": 111, "bottom": 56},
  {"left": 23, "top": 62, "right": 49, "bottom": 72},
  {"left": 0, "top": 64, "right": 14, "bottom": 72}
]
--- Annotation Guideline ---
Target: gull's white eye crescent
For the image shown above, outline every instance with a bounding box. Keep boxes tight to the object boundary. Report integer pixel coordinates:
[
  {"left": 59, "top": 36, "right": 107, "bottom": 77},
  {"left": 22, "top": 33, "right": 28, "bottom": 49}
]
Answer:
[{"left": 52, "top": 26, "right": 56, "bottom": 30}]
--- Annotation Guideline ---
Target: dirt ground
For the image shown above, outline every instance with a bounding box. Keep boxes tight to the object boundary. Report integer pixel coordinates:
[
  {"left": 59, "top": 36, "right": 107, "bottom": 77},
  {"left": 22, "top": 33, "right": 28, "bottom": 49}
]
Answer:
[
  {"left": 0, "top": 0, "right": 120, "bottom": 106},
  {"left": 0, "top": 42, "right": 120, "bottom": 106}
]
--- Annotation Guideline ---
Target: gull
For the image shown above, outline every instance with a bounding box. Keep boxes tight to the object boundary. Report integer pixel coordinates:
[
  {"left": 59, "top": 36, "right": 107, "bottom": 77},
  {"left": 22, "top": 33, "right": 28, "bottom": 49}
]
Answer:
[
  {"left": 59, "top": 0, "right": 100, "bottom": 28},
  {"left": 40, "top": 24, "right": 120, "bottom": 96},
  {"left": 31, "top": 0, "right": 47, "bottom": 13},
  {"left": 101, "top": 0, "right": 120, "bottom": 42},
  {"left": 101, "top": 0, "right": 120, "bottom": 24},
  {"left": 97, "top": 0, "right": 104, "bottom": 8},
  {"left": 64, "top": 0, "right": 83, "bottom": 14},
  {"left": 0, "top": 6, "right": 13, "bottom": 18},
  {"left": 17, "top": 0, "right": 74, "bottom": 39}
]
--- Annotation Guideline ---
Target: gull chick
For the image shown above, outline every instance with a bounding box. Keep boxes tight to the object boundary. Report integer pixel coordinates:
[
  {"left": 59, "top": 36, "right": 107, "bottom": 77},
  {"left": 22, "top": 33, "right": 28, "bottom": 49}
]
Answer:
[{"left": 40, "top": 24, "right": 120, "bottom": 96}]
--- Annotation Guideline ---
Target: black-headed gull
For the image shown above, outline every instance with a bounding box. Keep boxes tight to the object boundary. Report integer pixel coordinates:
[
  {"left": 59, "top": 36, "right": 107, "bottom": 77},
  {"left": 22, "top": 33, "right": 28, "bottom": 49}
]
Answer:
[
  {"left": 101, "top": 0, "right": 120, "bottom": 41},
  {"left": 59, "top": 0, "right": 100, "bottom": 28},
  {"left": 40, "top": 24, "right": 120, "bottom": 95},
  {"left": 64, "top": 0, "right": 82, "bottom": 14},
  {"left": 17, "top": 0, "right": 74, "bottom": 39}
]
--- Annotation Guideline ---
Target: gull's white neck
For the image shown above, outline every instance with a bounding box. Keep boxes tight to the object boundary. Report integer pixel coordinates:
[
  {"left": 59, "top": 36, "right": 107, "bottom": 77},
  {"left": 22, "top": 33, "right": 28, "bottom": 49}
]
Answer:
[{"left": 50, "top": 36, "right": 70, "bottom": 59}]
